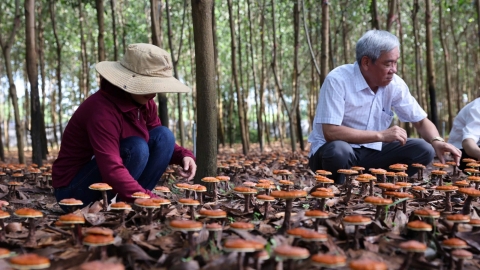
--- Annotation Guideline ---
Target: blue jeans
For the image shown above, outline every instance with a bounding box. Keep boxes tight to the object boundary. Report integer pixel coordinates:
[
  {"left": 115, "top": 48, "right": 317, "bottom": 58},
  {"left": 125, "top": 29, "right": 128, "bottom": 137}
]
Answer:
[
  {"left": 309, "top": 139, "right": 435, "bottom": 184},
  {"left": 55, "top": 126, "right": 175, "bottom": 210}
]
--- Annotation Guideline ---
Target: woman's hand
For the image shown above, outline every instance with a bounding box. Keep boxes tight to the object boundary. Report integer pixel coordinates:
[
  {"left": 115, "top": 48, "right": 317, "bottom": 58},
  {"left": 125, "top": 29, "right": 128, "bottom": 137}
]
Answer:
[{"left": 177, "top": 157, "right": 197, "bottom": 181}]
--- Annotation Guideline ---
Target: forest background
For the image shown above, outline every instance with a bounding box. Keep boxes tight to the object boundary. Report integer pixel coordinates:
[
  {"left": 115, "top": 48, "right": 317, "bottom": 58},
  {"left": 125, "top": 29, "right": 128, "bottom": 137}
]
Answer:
[{"left": 0, "top": 0, "right": 479, "bottom": 182}]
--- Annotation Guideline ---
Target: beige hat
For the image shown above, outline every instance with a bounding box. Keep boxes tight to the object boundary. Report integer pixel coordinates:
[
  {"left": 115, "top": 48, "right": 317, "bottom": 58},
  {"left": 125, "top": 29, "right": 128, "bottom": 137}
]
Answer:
[{"left": 95, "top": 43, "right": 191, "bottom": 94}]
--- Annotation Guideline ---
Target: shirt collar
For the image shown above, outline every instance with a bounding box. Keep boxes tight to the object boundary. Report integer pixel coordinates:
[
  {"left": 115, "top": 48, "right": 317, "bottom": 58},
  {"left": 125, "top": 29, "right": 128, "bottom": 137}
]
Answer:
[
  {"left": 353, "top": 62, "right": 371, "bottom": 92},
  {"left": 101, "top": 83, "right": 141, "bottom": 112}
]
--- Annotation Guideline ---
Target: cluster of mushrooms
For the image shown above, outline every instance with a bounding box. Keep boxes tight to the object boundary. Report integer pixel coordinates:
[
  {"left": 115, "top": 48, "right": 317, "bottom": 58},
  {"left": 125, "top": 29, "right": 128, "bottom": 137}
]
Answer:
[{"left": 0, "top": 154, "right": 480, "bottom": 269}]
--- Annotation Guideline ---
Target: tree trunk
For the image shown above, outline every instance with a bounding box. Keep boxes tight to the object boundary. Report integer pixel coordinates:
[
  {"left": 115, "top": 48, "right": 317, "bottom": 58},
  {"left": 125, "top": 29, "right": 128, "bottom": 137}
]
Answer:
[
  {"left": 227, "top": 0, "right": 248, "bottom": 155},
  {"left": 96, "top": 0, "right": 106, "bottom": 62},
  {"left": 438, "top": 2, "right": 453, "bottom": 131},
  {"left": 320, "top": 0, "right": 329, "bottom": 85},
  {"left": 412, "top": 0, "right": 424, "bottom": 110},
  {"left": 212, "top": 0, "right": 225, "bottom": 147},
  {"left": 50, "top": 0, "right": 62, "bottom": 142},
  {"left": 0, "top": 0, "right": 24, "bottom": 163},
  {"left": 386, "top": 0, "right": 397, "bottom": 31},
  {"left": 371, "top": 0, "right": 380, "bottom": 29},
  {"left": 25, "top": 0, "right": 43, "bottom": 165},
  {"left": 110, "top": 0, "right": 118, "bottom": 61},
  {"left": 425, "top": 0, "right": 438, "bottom": 127},
  {"left": 341, "top": 0, "right": 350, "bottom": 64},
  {"left": 191, "top": 0, "right": 217, "bottom": 183},
  {"left": 36, "top": 3, "right": 48, "bottom": 159},
  {"left": 258, "top": 0, "right": 267, "bottom": 150},
  {"left": 78, "top": 0, "right": 88, "bottom": 101}
]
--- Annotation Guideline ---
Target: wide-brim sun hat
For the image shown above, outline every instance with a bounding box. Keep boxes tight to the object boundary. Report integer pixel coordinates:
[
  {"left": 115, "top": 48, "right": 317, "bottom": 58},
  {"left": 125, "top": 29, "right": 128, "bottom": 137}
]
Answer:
[{"left": 95, "top": 43, "right": 191, "bottom": 94}]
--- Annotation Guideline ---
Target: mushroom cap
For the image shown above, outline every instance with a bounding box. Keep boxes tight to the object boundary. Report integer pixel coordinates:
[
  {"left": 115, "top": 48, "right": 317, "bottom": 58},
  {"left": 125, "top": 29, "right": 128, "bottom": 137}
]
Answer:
[
  {"left": 59, "top": 213, "right": 85, "bottom": 224},
  {"left": 255, "top": 182, "right": 272, "bottom": 189},
  {"left": 446, "top": 214, "right": 470, "bottom": 223},
  {"left": 399, "top": 240, "right": 427, "bottom": 252},
  {"left": 453, "top": 180, "right": 470, "bottom": 187},
  {"left": 451, "top": 249, "right": 473, "bottom": 259},
  {"left": 14, "top": 208, "right": 43, "bottom": 218},
  {"left": 315, "top": 170, "right": 332, "bottom": 176},
  {"left": 351, "top": 166, "right": 365, "bottom": 171},
  {"left": 376, "top": 183, "right": 400, "bottom": 190},
  {"left": 273, "top": 169, "right": 292, "bottom": 175},
  {"left": 458, "top": 187, "right": 480, "bottom": 197},
  {"left": 364, "top": 196, "right": 392, "bottom": 206},
  {"left": 54, "top": 221, "right": 74, "bottom": 229},
  {"left": 191, "top": 185, "right": 207, "bottom": 192},
  {"left": 201, "top": 177, "right": 219, "bottom": 183},
  {"left": 300, "top": 231, "right": 328, "bottom": 242},
  {"left": 311, "top": 254, "right": 347, "bottom": 267},
  {"left": 216, "top": 176, "right": 230, "bottom": 181},
  {"left": 314, "top": 176, "right": 334, "bottom": 184},
  {"left": 274, "top": 245, "right": 310, "bottom": 260},
  {"left": 469, "top": 219, "right": 480, "bottom": 227},
  {"left": 254, "top": 250, "right": 270, "bottom": 261},
  {"left": 223, "top": 239, "right": 264, "bottom": 252},
  {"left": 230, "top": 222, "right": 255, "bottom": 231},
  {"left": 242, "top": 181, "right": 257, "bottom": 187},
  {"left": 131, "top": 192, "right": 150, "bottom": 199},
  {"left": 387, "top": 192, "right": 414, "bottom": 199},
  {"left": 406, "top": 220, "right": 432, "bottom": 231},
  {"left": 412, "top": 186, "right": 426, "bottom": 191},
  {"left": 83, "top": 234, "right": 115, "bottom": 246},
  {"left": 9, "top": 254, "right": 50, "bottom": 269},
  {"left": 271, "top": 190, "right": 307, "bottom": 199},
  {"left": 110, "top": 202, "right": 132, "bottom": 210},
  {"left": 349, "top": 259, "right": 387, "bottom": 270},
  {"left": 169, "top": 219, "right": 203, "bottom": 231},
  {"left": 356, "top": 174, "right": 377, "bottom": 182},
  {"left": 258, "top": 179, "right": 275, "bottom": 185},
  {"left": 305, "top": 210, "right": 329, "bottom": 218},
  {"left": 233, "top": 186, "right": 258, "bottom": 194},
  {"left": 58, "top": 198, "right": 84, "bottom": 206},
  {"left": 286, "top": 227, "right": 311, "bottom": 237},
  {"left": 389, "top": 163, "right": 408, "bottom": 171},
  {"left": 256, "top": 194, "right": 276, "bottom": 202},
  {"left": 134, "top": 198, "right": 161, "bottom": 208},
  {"left": 412, "top": 163, "right": 426, "bottom": 169},
  {"left": 464, "top": 168, "right": 480, "bottom": 174},
  {"left": 343, "top": 215, "right": 371, "bottom": 226},
  {"left": 199, "top": 209, "right": 227, "bottom": 218},
  {"left": 337, "top": 169, "right": 358, "bottom": 175},
  {"left": 466, "top": 162, "right": 480, "bottom": 168},
  {"left": 395, "top": 172, "right": 408, "bottom": 177},
  {"left": 467, "top": 175, "right": 480, "bottom": 181},
  {"left": 175, "top": 183, "right": 192, "bottom": 189},
  {"left": 85, "top": 227, "right": 114, "bottom": 236},
  {"left": 0, "top": 248, "right": 10, "bottom": 259},
  {"left": 414, "top": 209, "right": 440, "bottom": 218},
  {"left": 206, "top": 223, "right": 223, "bottom": 231},
  {"left": 154, "top": 186, "right": 171, "bottom": 193},
  {"left": 151, "top": 198, "right": 171, "bottom": 205},
  {"left": 442, "top": 238, "right": 468, "bottom": 249},
  {"left": 0, "top": 210, "right": 11, "bottom": 219},
  {"left": 311, "top": 190, "right": 334, "bottom": 198},
  {"left": 278, "top": 180, "right": 294, "bottom": 186},
  {"left": 431, "top": 170, "right": 448, "bottom": 176},
  {"left": 395, "top": 182, "right": 412, "bottom": 187},
  {"left": 432, "top": 162, "right": 450, "bottom": 169},
  {"left": 370, "top": 168, "right": 387, "bottom": 174},
  {"left": 178, "top": 198, "right": 200, "bottom": 206},
  {"left": 436, "top": 185, "right": 458, "bottom": 192},
  {"left": 88, "top": 183, "right": 112, "bottom": 191},
  {"left": 7, "top": 181, "right": 22, "bottom": 186},
  {"left": 462, "top": 158, "right": 477, "bottom": 163}
]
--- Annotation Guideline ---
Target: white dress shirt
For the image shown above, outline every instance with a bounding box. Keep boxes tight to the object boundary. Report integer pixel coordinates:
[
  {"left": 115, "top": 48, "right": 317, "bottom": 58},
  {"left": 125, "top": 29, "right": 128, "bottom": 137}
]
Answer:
[
  {"left": 308, "top": 62, "right": 427, "bottom": 157},
  {"left": 448, "top": 97, "right": 480, "bottom": 148}
]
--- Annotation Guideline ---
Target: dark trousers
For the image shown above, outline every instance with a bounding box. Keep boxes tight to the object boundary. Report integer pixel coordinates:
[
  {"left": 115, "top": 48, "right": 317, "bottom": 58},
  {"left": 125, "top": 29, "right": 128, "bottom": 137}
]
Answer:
[
  {"left": 308, "top": 139, "right": 435, "bottom": 184},
  {"left": 459, "top": 147, "right": 480, "bottom": 171},
  {"left": 55, "top": 126, "right": 175, "bottom": 210}
]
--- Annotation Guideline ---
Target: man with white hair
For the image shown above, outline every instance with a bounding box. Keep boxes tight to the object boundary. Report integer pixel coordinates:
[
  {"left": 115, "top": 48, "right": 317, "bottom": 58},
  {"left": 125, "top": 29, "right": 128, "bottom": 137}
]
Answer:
[{"left": 308, "top": 30, "right": 461, "bottom": 184}]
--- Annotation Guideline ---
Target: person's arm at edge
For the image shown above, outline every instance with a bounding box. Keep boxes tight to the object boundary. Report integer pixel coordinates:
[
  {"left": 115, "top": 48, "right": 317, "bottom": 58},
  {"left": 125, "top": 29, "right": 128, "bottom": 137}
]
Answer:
[
  {"left": 322, "top": 124, "right": 408, "bottom": 145},
  {"left": 412, "top": 117, "right": 461, "bottom": 164},
  {"left": 462, "top": 138, "right": 480, "bottom": 160}
]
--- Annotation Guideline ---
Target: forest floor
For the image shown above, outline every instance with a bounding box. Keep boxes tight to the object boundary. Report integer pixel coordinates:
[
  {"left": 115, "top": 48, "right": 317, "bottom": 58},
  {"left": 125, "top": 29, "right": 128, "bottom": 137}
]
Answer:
[{"left": 0, "top": 143, "right": 479, "bottom": 269}]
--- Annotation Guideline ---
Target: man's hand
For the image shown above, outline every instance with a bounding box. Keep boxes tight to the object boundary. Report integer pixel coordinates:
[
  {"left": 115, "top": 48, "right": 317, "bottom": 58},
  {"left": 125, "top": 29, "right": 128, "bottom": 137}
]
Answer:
[
  {"left": 432, "top": 141, "right": 462, "bottom": 165},
  {"left": 379, "top": 125, "right": 407, "bottom": 145},
  {"left": 177, "top": 157, "right": 197, "bottom": 181}
]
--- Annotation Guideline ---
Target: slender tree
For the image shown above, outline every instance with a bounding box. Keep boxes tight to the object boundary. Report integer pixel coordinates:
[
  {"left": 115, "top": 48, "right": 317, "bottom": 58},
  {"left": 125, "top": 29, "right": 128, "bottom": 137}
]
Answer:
[
  {"left": 49, "top": 0, "right": 62, "bottom": 142},
  {"left": 110, "top": 0, "right": 118, "bottom": 61},
  {"left": 25, "top": 0, "right": 44, "bottom": 165},
  {"left": 425, "top": 0, "right": 438, "bottom": 127},
  {"left": 371, "top": 0, "right": 380, "bottom": 29},
  {"left": 0, "top": 0, "right": 23, "bottom": 163},
  {"left": 95, "top": 0, "right": 106, "bottom": 61},
  {"left": 438, "top": 1, "right": 453, "bottom": 131},
  {"left": 191, "top": 0, "right": 217, "bottom": 183}
]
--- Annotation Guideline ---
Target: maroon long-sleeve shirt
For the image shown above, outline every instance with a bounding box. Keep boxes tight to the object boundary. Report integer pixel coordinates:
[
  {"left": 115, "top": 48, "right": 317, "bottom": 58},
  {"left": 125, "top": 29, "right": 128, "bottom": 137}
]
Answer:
[{"left": 52, "top": 84, "right": 195, "bottom": 200}]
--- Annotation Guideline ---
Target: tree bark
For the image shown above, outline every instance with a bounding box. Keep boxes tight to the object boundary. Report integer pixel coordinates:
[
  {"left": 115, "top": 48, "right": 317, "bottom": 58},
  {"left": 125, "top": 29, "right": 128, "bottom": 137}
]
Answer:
[
  {"left": 227, "top": 0, "right": 248, "bottom": 155},
  {"left": 212, "top": 0, "right": 225, "bottom": 147},
  {"left": 25, "top": 0, "right": 43, "bottom": 165},
  {"left": 78, "top": 0, "right": 88, "bottom": 101},
  {"left": 386, "top": 0, "right": 397, "bottom": 31},
  {"left": 110, "top": 0, "right": 118, "bottom": 61},
  {"left": 371, "top": 0, "right": 380, "bottom": 29},
  {"left": 191, "top": 0, "right": 217, "bottom": 183},
  {"left": 412, "top": 0, "right": 424, "bottom": 110},
  {"left": 96, "top": 0, "right": 106, "bottom": 62},
  {"left": 36, "top": 3, "right": 48, "bottom": 159},
  {"left": 0, "top": 0, "right": 24, "bottom": 163},
  {"left": 438, "top": 2, "right": 453, "bottom": 131},
  {"left": 49, "top": 0, "right": 62, "bottom": 143},
  {"left": 425, "top": 0, "right": 438, "bottom": 127},
  {"left": 320, "top": 0, "right": 329, "bottom": 85}
]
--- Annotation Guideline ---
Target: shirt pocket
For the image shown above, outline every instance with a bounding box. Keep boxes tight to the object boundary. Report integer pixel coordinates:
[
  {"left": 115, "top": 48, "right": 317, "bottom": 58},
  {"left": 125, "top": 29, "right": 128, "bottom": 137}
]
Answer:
[{"left": 381, "top": 110, "right": 394, "bottom": 129}]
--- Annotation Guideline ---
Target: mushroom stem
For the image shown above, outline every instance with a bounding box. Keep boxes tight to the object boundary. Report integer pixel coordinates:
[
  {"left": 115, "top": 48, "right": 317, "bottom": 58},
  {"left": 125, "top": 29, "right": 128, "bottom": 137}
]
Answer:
[
  {"left": 185, "top": 190, "right": 191, "bottom": 199},
  {"left": 353, "top": 225, "right": 360, "bottom": 250},
  {"left": 213, "top": 183, "right": 218, "bottom": 203},
  {"left": 282, "top": 199, "right": 293, "bottom": 231},
  {"left": 74, "top": 224, "right": 83, "bottom": 246},
  {"left": 0, "top": 220, "right": 5, "bottom": 241},
  {"left": 100, "top": 246, "right": 108, "bottom": 261},
  {"left": 314, "top": 218, "right": 319, "bottom": 232},
  {"left": 445, "top": 192, "right": 452, "bottom": 212},
  {"left": 101, "top": 191, "right": 108, "bottom": 211},
  {"left": 244, "top": 194, "right": 251, "bottom": 213},
  {"left": 190, "top": 205, "right": 196, "bottom": 221},
  {"left": 402, "top": 200, "right": 407, "bottom": 214},
  {"left": 146, "top": 208, "right": 153, "bottom": 225},
  {"left": 343, "top": 177, "right": 353, "bottom": 204},
  {"left": 451, "top": 223, "right": 459, "bottom": 238},
  {"left": 456, "top": 259, "right": 465, "bottom": 270},
  {"left": 439, "top": 177, "right": 444, "bottom": 187},
  {"left": 462, "top": 196, "right": 473, "bottom": 215},
  {"left": 369, "top": 180, "right": 374, "bottom": 196},
  {"left": 400, "top": 252, "right": 414, "bottom": 270},
  {"left": 237, "top": 252, "right": 244, "bottom": 270},
  {"left": 25, "top": 218, "right": 37, "bottom": 246},
  {"left": 198, "top": 193, "right": 203, "bottom": 205},
  {"left": 263, "top": 202, "right": 269, "bottom": 220},
  {"left": 375, "top": 205, "right": 382, "bottom": 220},
  {"left": 318, "top": 198, "right": 326, "bottom": 211}
]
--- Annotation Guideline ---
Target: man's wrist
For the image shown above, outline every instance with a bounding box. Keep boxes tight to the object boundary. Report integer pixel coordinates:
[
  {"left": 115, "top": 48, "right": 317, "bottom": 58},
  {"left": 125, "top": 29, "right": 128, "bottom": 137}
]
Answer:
[{"left": 431, "top": 136, "right": 445, "bottom": 144}]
